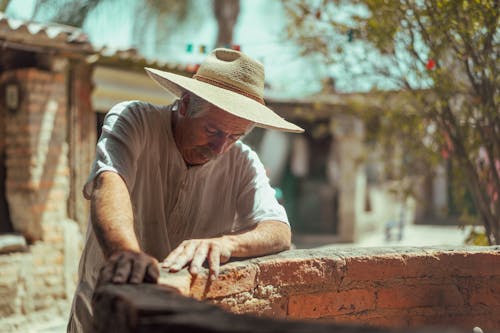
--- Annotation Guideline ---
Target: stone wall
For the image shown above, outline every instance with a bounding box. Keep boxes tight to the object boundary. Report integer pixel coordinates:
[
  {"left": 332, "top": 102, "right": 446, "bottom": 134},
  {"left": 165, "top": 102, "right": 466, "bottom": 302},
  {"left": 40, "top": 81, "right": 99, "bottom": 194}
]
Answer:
[
  {"left": 161, "top": 246, "right": 500, "bottom": 331},
  {"left": 0, "top": 67, "right": 82, "bottom": 332}
]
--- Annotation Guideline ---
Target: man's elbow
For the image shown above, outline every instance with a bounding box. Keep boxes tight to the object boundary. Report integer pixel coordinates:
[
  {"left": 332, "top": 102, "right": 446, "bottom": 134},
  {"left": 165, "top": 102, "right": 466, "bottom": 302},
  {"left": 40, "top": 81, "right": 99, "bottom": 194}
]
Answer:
[
  {"left": 274, "top": 222, "right": 292, "bottom": 252},
  {"left": 283, "top": 227, "right": 292, "bottom": 249}
]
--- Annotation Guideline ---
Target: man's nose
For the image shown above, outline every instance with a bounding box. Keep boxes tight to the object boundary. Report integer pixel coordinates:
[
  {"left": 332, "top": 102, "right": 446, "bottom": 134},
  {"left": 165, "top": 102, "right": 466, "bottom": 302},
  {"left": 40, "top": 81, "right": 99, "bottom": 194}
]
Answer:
[{"left": 210, "top": 136, "right": 229, "bottom": 155}]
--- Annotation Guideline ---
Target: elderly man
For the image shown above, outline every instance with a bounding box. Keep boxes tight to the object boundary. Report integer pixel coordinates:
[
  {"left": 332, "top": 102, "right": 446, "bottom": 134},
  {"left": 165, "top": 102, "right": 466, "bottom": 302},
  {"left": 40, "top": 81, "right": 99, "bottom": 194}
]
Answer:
[{"left": 68, "top": 48, "right": 303, "bottom": 332}]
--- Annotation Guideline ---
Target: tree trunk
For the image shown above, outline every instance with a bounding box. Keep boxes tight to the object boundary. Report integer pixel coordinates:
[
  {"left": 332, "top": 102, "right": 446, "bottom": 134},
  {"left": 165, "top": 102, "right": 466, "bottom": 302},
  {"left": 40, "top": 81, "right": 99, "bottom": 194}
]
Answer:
[
  {"left": 0, "top": 0, "right": 11, "bottom": 12},
  {"left": 441, "top": 105, "right": 499, "bottom": 244},
  {"left": 213, "top": 0, "right": 240, "bottom": 47}
]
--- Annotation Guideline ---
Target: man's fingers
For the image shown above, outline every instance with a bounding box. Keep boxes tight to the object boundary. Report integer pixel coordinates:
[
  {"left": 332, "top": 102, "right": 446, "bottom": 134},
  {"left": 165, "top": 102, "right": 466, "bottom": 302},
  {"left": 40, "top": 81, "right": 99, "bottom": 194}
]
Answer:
[
  {"left": 162, "top": 244, "right": 185, "bottom": 268},
  {"left": 168, "top": 241, "right": 198, "bottom": 271},
  {"left": 129, "top": 259, "right": 147, "bottom": 284},
  {"left": 219, "top": 246, "right": 231, "bottom": 264},
  {"left": 161, "top": 239, "right": 231, "bottom": 279},
  {"left": 208, "top": 245, "right": 220, "bottom": 280},
  {"left": 190, "top": 244, "right": 209, "bottom": 275},
  {"left": 97, "top": 250, "right": 160, "bottom": 286},
  {"left": 113, "top": 255, "right": 133, "bottom": 284},
  {"left": 97, "top": 262, "right": 115, "bottom": 286},
  {"left": 102, "top": 252, "right": 123, "bottom": 284},
  {"left": 145, "top": 262, "right": 160, "bottom": 283}
]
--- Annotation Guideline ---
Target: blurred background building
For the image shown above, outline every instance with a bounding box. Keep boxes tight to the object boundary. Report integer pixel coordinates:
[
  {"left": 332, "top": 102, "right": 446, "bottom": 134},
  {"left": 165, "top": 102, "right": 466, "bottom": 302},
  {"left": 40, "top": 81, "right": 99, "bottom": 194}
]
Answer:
[{"left": 0, "top": 0, "right": 484, "bottom": 331}]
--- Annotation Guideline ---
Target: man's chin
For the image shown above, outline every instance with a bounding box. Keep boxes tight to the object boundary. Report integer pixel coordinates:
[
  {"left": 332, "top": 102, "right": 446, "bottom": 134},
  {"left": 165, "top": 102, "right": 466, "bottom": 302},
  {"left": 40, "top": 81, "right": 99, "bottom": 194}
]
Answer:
[
  {"left": 184, "top": 149, "right": 217, "bottom": 166},
  {"left": 186, "top": 155, "right": 212, "bottom": 166},
  {"left": 188, "top": 159, "right": 209, "bottom": 166}
]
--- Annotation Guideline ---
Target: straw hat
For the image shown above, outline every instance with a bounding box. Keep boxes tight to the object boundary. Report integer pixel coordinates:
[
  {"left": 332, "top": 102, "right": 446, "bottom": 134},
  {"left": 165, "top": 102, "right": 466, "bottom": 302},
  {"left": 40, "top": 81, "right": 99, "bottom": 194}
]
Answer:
[{"left": 145, "top": 48, "right": 304, "bottom": 133}]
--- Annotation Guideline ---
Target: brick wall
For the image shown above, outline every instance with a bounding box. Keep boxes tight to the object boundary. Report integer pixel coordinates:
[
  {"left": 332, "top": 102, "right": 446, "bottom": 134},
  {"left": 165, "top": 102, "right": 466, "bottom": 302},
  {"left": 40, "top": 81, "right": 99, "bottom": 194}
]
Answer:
[
  {"left": 93, "top": 283, "right": 469, "bottom": 333},
  {"left": 0, "top": 67, "right": 82, "bottom": 332},
  {"left": 0, "top": 219, "right": 81, "bottom": 332},
  {"left": 161, "top": 246, "right": 500, "bottom": 331},
  {"left": 1, "top": 68, "right": 69, "bottom": 241}
]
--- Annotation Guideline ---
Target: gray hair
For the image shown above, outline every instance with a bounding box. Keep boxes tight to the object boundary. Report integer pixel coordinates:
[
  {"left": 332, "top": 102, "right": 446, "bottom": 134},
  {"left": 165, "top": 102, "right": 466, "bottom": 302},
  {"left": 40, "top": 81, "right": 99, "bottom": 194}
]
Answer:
[
  {"left": 172, "top": 93, "right": 211, "bottom": 118},
  {"left": 175, "top": 92, "right": 256, "bottom": 136}
]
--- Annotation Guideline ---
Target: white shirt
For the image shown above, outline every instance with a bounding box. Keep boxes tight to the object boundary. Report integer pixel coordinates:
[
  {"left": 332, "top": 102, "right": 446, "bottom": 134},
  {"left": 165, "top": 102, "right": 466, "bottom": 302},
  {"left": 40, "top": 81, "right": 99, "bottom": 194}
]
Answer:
[{"left": 68, "top": 101, "right": 288, "bottom": 332}]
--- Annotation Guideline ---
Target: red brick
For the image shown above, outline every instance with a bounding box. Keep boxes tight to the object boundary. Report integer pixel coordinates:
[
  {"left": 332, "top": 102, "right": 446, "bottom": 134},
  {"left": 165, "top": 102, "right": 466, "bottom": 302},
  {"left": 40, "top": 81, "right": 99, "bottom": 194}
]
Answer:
[
  {"left": 333, "top": 309, "right": 408, "bottom": 328},
  {"left": 377, "top": 284, "right": 464, "bottom": 309},
  {"left": 469, "top": 279, "right": 500, "bottom": 306},
  {"left": 288, "top": 289, "right": 375, "bottom": 319},
  {"left": 158, "top": 269, "right": 191, "bottom": 295},
  {"left": 344, "top": 253, "right": 442, "bottom": 284},
  {"left": 190, "top": 263, "right": 257, "bottom": 300},
  {"left": 408, "top": 310, "right": 500, "bottom": 330},
  {"left": 213, "top": 296, "right": 287, "bottom": 318},
  {"left": 437, "top": 251, "right": 500, "bottom": 277},
  {"left": 257, "top": 257, "right": 344, "bottom": 288}
]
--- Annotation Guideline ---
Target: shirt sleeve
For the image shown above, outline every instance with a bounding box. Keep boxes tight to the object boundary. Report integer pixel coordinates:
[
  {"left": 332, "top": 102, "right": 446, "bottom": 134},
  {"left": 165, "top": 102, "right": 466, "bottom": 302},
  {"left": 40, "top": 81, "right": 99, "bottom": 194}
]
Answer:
[
  {"left": 82, "top": 101, "right": 146, "bottom": 199},
  {"left": 234, "top": 143, "right": 290, "bottom": 230}
]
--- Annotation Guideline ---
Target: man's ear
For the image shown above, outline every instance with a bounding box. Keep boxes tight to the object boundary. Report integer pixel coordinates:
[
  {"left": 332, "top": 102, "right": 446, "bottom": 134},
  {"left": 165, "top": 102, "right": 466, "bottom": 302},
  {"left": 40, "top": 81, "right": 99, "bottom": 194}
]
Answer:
[{"left": 179, "top": 93, "right": 190, "bottom": 116}]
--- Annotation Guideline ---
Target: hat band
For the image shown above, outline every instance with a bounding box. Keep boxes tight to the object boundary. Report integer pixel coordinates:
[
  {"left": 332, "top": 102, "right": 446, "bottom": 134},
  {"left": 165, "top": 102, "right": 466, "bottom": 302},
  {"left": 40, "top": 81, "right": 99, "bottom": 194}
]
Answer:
[{"left": 193, "top": 74, "right": 264, "bottom": 104}]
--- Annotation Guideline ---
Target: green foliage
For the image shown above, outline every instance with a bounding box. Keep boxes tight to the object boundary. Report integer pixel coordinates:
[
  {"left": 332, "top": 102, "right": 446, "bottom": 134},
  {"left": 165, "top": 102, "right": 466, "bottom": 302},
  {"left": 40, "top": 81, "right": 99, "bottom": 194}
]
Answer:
[
  {"left": 283, "top": 0, "right": 500, "bottom": 244},
  {"left": 464, "top": 226, "right": 490, "bottom": 246}
]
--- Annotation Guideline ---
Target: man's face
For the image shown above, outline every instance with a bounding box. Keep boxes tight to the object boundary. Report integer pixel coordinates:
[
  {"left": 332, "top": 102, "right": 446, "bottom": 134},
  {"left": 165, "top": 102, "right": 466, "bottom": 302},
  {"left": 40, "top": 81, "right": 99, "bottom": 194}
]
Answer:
[{"left": 174, "top": 102, "right": 254, "bottom": 166}]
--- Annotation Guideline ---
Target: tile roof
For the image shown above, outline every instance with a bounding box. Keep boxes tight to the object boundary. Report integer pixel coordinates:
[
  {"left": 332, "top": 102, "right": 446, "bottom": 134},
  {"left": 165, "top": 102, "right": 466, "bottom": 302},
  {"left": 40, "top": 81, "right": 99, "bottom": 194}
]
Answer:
[
  {"left": 0, "top": 13, "right": 92, "bottom": 53},
  {"left": 0, "top": 13, "right": 190, "bottom": 74},
  {"left": 94, "top": 46, "right": 191, "bottom": 75}
]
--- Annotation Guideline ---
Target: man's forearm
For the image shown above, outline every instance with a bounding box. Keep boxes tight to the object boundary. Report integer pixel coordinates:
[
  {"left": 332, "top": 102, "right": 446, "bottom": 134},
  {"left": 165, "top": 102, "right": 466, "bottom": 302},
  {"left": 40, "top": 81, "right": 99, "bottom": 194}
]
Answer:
[
  {"left": 91, "top": 171, "right": 140, "bottom": 258},
  {"left": 221, "top": 220, "right": 291, "bottom": 258},
  {"left": 91, "top": 172, "right": 159, "bottom": 285}
]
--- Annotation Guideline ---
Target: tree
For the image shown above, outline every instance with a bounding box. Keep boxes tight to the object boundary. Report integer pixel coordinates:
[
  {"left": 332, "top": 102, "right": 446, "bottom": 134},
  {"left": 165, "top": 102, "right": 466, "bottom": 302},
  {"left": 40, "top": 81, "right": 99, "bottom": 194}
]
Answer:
[
  {"left": 214, "top": 0, "right": 240, "bottom": 47},
  {"left": 283, "top": 0, "right": 499, "bottom": 244},
  {"left": 0, "top": 0, "right": 12, "bottom": 12}
]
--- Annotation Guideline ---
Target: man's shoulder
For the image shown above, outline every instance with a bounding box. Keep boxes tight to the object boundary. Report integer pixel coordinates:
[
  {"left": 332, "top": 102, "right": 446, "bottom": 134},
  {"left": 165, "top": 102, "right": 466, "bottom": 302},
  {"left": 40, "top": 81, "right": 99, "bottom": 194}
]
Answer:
[
  {"left": 227, "top": 141, "right": 261, "bottom": 165},
  {"left": 101, "top": 101, "right": 171, "bottom": 141},
  {"left": 231, "top": 141, "right": 254, "bottom": 155},
  {"left": 106, "top": 101, "right": 170, "bottom": 124},
  {"left": 219, "top": 141, "right": 268, "bottom": 183},
  {"left": 109, "top": 100, "right": 164, "bottom": 114}
]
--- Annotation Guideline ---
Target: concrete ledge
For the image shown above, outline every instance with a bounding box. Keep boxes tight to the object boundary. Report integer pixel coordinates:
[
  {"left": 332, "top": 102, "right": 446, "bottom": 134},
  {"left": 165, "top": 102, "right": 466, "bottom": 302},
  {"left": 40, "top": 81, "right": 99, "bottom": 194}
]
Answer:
[
  {"left": 0, "top": 234, "right": 27, "bottom": 254},
  {"left": 159, "top": 246, "right": 500, "bottom": 330}
]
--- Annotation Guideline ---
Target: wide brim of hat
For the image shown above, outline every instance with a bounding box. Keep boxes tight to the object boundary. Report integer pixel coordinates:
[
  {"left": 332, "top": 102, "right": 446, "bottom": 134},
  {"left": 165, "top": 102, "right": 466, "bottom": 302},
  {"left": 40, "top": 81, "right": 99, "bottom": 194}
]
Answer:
[{"left": 145, "top": 67, "right": 304, "bottom": 133}]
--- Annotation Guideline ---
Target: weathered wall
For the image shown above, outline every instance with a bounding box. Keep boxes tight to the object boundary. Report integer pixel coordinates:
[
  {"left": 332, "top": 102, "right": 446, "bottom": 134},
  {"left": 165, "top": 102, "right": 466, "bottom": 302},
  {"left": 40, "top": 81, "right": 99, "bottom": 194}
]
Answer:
[
  {"left": 93, "top": 283, "right": 469, "bottom": 333},
  {"left": 0, "top": 67, "right": 82, "bottom": 332},
  {"left": 0, "top": 225, "right": 79, "bottom": 331},
  {"left": 2, "top": 68, "right": 69, "bottom": 240},
  {"left": 67, "top": 62, "right": 95, "bottom": 232},
  {"left": 161, "top": 246, "right": 500, "bottom": 331}
]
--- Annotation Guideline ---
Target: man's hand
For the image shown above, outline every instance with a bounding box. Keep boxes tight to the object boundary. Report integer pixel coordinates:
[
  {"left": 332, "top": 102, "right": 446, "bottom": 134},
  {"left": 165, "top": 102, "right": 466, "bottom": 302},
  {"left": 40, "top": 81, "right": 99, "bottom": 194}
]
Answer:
[
  {"left": 161, "top": 238, "right": 233, "bottom": 280},
  {"left": 97, "top": 250, "right": 160, "bottom": 285},
  {"left": 161, "top": 222, "right": 290, "bottom": 281}
]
